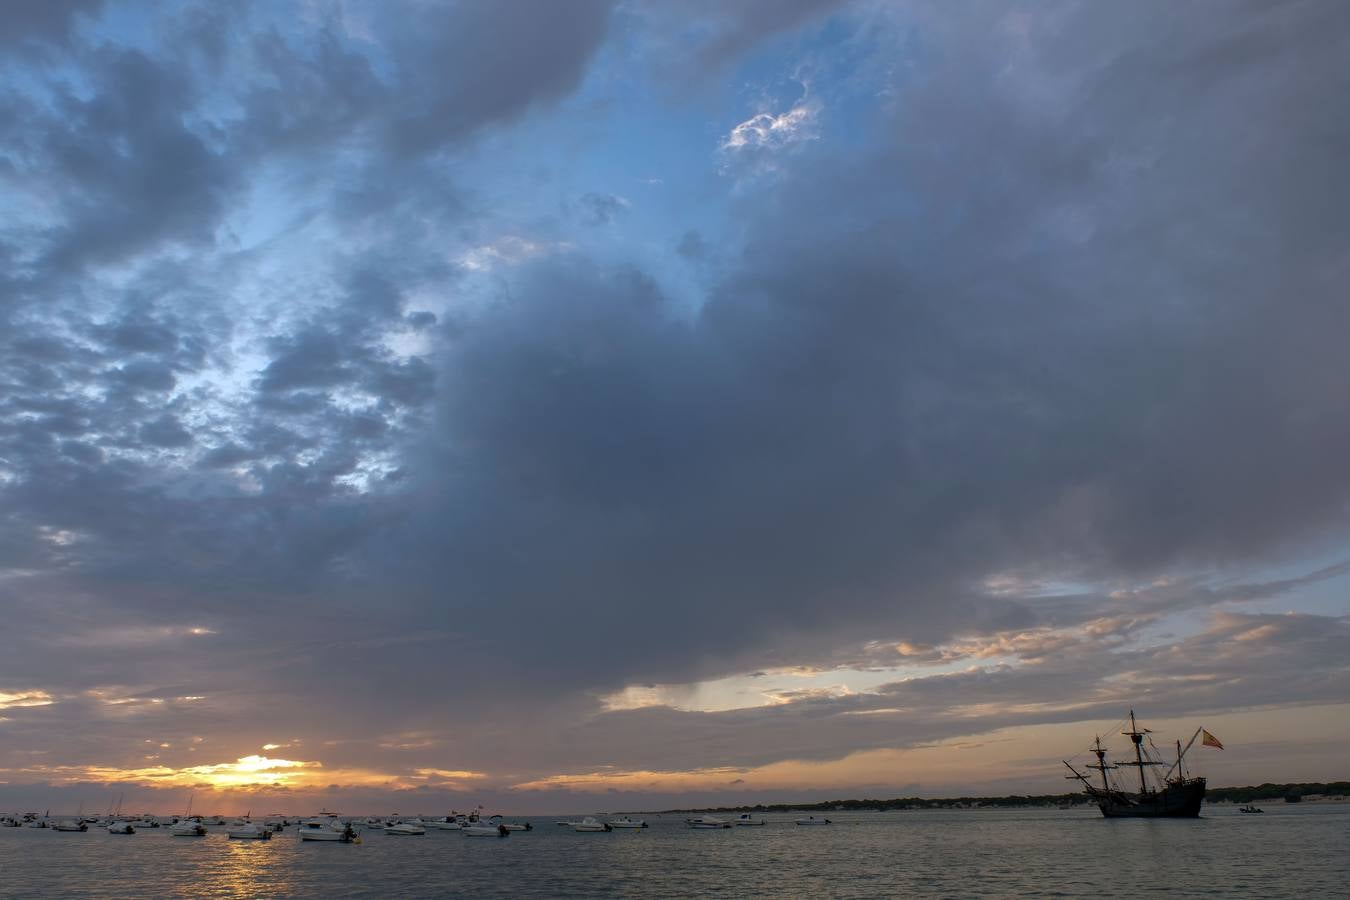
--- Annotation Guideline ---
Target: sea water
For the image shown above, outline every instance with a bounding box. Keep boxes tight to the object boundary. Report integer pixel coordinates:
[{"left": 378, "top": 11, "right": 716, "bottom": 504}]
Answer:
[{"left": 1, "top": 805, "right": 1345, "bottom": 898}]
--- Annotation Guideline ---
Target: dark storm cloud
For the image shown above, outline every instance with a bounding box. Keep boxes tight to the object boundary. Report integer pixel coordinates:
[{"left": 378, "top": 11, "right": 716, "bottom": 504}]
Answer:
[
  {"left": 578, "top": 192, "right": 630, "bottom": 226},
  {"left": 19, "top": 48, "right": 236, "bottom": 273},
  {"left": 0, "top": 0, "right": 103, "bottom": 49},
  {"left": 635, "top": 0, "right": 853, "bottom": 72},
  {"left": 329, "top": 0, "right": 1350, "bottom": 704},
  {"left": 676, "top": 230, "right": 708, "bottom": 261},
  {"left": 383, "top": 0, "right": 612, "bottom": 157}
]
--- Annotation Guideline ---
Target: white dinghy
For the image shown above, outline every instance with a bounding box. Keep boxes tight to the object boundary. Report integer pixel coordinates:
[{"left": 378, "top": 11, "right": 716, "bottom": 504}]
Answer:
[
  {"left": 685, "top": 815, "right": 732, "bottom": 829},
  {"left": 227, "top": 822, "right": 272, "bottom": 840},
  {"left": 607, "top": 816, "right": 647, "bottom": 829},
  {"left": 574, "top": 817, "right": 612, "bottom": 832}
]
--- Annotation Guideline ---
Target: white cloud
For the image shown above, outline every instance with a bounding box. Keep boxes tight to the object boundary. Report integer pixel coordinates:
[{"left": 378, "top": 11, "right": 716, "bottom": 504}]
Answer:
[
  {"left": 458, "top": 235, "right": 571, "bottom": 272},
  {"left": 720, "top": 98, "right": 822, "bottom": 153}
]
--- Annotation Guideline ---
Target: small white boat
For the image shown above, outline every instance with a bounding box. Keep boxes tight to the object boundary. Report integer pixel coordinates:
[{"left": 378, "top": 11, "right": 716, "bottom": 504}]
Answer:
[
  {"left": 794, "top": 816, "right": 832, "bottom": 826},
  {"left": 499, "top": 822, "right": 532, "bottom": 831},
  {"left": 734, "top": 813, "right": 766, "bottom": 826},
  {"left": 107, "top": 821, "right": 136, "bottom": 834},
  {"left": 170, "top": 821, "right": 207, "bottom": 836},
  {"left": 685, "top": 816, "right": 732, "bottom": 829},
  {"left": 52, "top": 819, "right": 88, "bottom": 832},
  {"left": 424, "top": 817, "right": 461, "bottom": 830},
  {"left": 24, "top": 819, "right": 48, "bottom": 829},
  {"left": 298, "top": 817, "right": 357, "bottom": 842},
  {"left": 607, "top": 816, "right": 647, "bottom": 829},
  {"left": 139, "top": 815, "right": 161, "bottom": 828},
  {"left": 462, "top": 822, "right": 509, "bottom": 837},
  {"left": 385, "top": 821, "right": 426, "bottom": 835},
  {"left": 574, "top": 817, "right": 612, "bottom": 832},
  {"left": 227, "top": 823, "right": 271, "bottom": 840}
]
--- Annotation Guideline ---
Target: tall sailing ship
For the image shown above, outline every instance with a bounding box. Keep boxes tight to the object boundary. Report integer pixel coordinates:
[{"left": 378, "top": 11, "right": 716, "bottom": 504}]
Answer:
[{"left": 1063, "top": 710, "right": 1214, "bottom": 818}]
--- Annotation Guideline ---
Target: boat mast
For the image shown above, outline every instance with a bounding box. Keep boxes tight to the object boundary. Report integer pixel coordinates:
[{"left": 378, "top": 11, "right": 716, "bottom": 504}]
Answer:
[
  {"left": 1124, "top": 709, "right": 1148, "bottom": 794},
  {"left": 1164, "top": 727, "right": 1202, "bottom": 781},
  {"left": 1086, "top": 735, "right": 1115, "bottom": 793}
]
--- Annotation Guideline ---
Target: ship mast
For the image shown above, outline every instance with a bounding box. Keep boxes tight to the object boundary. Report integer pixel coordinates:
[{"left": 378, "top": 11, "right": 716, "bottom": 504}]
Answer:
[
  {"left": 1123, "top": 709, "right": 1149, "bottom": 794},
  {"left": 1085, "top": 735, "right": 1115, "bottom": 793}
]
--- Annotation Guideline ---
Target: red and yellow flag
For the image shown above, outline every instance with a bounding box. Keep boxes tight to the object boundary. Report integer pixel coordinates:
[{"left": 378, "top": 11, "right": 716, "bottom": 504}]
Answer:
[{"left": 1201, "top": 729, "right": 1224, "bottom": 750}]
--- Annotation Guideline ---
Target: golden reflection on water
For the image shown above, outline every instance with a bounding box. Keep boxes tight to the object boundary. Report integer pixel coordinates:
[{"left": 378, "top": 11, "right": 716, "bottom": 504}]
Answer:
[
  {"left": 220, "top": 838, "right": 285, "bottom": 898},
  {"left": 161, "top": 835, "right": 297, "bottom": 899}
]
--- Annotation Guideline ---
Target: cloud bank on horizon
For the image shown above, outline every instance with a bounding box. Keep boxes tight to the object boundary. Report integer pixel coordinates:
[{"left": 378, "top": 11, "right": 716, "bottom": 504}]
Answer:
[{"left": 2, "top": 0, "right": 1349, "bottom": 811}]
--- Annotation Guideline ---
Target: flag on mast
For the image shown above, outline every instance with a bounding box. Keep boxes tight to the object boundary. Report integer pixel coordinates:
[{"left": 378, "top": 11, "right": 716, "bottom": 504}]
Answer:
[{"left": 1201, "top": 729, "right": 1224, "bottom": 749}]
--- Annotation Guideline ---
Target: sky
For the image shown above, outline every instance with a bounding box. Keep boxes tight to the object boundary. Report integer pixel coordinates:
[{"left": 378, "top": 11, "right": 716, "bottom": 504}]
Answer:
[{"left": 2, "top": 0, "right": 1349, "bottom": 816}]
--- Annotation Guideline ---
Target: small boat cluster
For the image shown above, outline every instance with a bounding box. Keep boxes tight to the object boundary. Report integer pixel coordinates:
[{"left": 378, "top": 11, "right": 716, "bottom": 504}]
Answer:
[
  {"left": 682, "top": 814, "right": 827, "bottom": 828},
  {"left": 2, "top": 808, "right": 849, "bottom": 839},
  {"left": 0, "top": 811, "right": 290, "bottom": 838}
]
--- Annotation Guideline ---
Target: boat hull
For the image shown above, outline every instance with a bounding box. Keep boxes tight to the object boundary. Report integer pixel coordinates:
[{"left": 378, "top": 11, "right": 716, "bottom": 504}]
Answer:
[
  {"left": 1091, "top": 777, "right": 1206, "bottom": 818},
  {"left": 299, "top": 830, "right": 351, "bottom": 841}
]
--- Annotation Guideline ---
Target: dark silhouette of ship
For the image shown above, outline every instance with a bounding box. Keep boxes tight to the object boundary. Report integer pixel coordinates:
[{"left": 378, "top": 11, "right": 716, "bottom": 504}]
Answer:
[{"left": 1063, "top": 710, "right": 1207, "bottom": 818}]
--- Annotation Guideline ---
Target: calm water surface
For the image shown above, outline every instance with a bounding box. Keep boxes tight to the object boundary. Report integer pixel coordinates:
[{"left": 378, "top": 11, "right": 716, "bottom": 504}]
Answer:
[{"left": 2, "top": 805, "right": 1346, "bottom": 898}]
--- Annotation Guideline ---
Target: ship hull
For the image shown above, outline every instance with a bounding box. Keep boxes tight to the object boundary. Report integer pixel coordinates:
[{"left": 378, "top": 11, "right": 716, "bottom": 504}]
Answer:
[{"left": 1090, "top": 778, "right": 1206, "bottom": 818}]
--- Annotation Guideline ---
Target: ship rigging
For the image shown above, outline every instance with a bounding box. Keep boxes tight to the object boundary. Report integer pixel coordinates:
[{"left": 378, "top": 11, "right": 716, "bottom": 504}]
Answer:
[{"left": 1062, "top": 710, "right": 1218, "bottom": 818}]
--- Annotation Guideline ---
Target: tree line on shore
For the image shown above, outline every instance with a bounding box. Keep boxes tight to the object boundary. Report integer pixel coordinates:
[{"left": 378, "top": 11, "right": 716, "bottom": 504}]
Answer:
[{"left": 658, "top": 781, "right": 1350, "bottom": 813}]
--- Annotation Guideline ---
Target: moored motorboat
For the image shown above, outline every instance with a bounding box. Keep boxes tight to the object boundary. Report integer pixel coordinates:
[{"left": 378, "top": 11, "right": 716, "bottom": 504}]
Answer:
[
  {"left": 574, "top": 817, "right": 612, "bottom": 832},
  {"left": 385, "top": 821, "right": 426, "bottom": 835},
  {"left": 500, "top": 822, "right": 532, "bottom": 831},
  {"left": 795, "top": 816, "right": 832, "bottom": 825},
  {"left": 424, "top": 817, "right": 460, "bottom": 830},
  {"left": 227, "top": 822, "right": 272, "bottom": 839},
  {"left": 463, "top": 822, "right": 509, "bottom": 836},
  {"left": 685, "top": 816, "right": 731, "bottom": 829},
  {"left": 52, "top": 819, "right": 88, "bottom": 832},
  {"left": 734, "top": 813, "right": 766, "bottom": 826},
  {"left": 607, "top": 816, "right": 646, "bottom": 829},
  {"left": 107, "top": 821, "right": 136, "bottom": 834},
  {"left": 298, "top": 817, "right": 358, "bottom": 842},
  {"left": 170, "top": 820, "right": 207, "bottom": 836}
]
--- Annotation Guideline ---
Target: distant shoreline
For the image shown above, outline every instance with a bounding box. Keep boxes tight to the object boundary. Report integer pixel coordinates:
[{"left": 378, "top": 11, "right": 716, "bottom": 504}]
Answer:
[{"left": 649, "top": 780, "right": 1350, "bottom": 815}]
